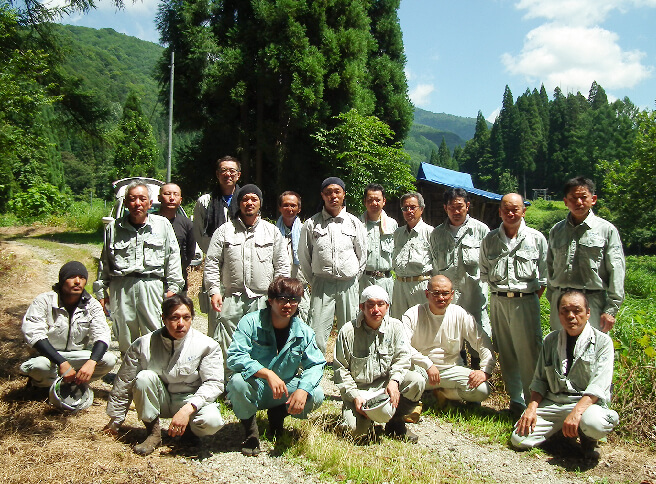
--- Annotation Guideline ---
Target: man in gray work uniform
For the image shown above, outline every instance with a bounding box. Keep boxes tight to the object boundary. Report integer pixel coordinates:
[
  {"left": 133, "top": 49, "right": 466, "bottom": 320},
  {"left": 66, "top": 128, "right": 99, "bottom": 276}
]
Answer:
[
  {"left": 359, "top": 183, "right": 397, "bottom": 298},
  {"left": 480, "top": 193, "right": 548, "bottom": 418},
  {"left": 547, "top": 176, "right": 625, "bottom": 333},
  {"left": 95, "top": 182, "right": 184, "bottom": 353},
  {"left": 429, "top": 187, "right": 489, "bottom": 369}
]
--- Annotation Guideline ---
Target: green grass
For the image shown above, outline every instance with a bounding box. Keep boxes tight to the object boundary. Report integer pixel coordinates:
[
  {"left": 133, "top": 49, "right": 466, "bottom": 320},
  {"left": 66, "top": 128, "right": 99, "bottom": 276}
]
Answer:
[
  {"left": 524, "top": 199, "right": 568, "bottom": 238},
  {"left": 425, "top": 403, "right": 515, "bottom": 445}
]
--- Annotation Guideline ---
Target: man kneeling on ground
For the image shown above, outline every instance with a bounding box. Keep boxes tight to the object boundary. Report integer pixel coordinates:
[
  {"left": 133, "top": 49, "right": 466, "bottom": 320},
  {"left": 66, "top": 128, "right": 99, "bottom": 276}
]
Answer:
[
  {"left": 334, "top": 285, "right": 425, "bottom": 442},
  {"left": 21, "top": 261, "right": 116, "bottom": 388},
  {"left": 511, "top": 289, "right": 619, "bottom": 459},
  {"left": 104, "top": 294, "right": 224, "bottom": 455},
  {"left": 227, "top": 276, "right": 326, "bottom": 456},
  {"left": 402, "top": 275, "right": 495, "bottom": 406}
]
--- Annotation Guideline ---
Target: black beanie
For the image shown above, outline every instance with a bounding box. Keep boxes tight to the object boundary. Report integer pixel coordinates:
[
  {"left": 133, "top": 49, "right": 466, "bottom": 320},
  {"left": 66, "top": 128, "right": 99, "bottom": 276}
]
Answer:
[
  {"left": 58, "top": 261, "right": 88, "bottom": 285},
  {"left": 237, "top": 184, "right": 263, "bottom": 205},
  {"left": 321, "top": 177, "right": 345, "bottom": 191}
]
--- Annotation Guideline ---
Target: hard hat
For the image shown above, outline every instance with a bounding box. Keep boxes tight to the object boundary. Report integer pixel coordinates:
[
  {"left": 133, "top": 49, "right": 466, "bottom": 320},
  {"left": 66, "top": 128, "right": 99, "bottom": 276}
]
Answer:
[
  {"left": 49, "top": 376, "right": 94, "bottom": 412},
  {"left": 362, "top": 393, "right": 396, "bottom": 423}
]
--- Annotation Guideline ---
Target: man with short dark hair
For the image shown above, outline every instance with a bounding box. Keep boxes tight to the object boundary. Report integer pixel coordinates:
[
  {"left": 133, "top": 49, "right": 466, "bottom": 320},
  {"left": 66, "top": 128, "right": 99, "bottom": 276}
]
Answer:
[
  {"left": 21, "top": 261, "right": 116, "bottom": 387},
  {"left": 429, "top": 188, "right": 490, "bottom": 369},
  {"left": 158, "top": 183, "right": 196, "bottom": 292},
  {"left": 95, "top": 182, "right": 184, "bottom": 353},
  {"left": 511, "top": 290, "right": 618, "bottom": 459},
  {"left": 391, "top": 192, "right": 433, "bottom": 319},
  {"left": 547, "top": 176, "right": 625, "bottom": 333},
  {"left": 480, "top": 193, "right": 547, "bottom": 418},
  {"left": 298, "top": 177, "right": 367, "bottom": 354},
  {"left": 204, "top": 184, "right": 290, "bottom": 366},
  {"left": 359, "top": 183, "right": 398, "bottom": 298},
  {"left": 193, "top": 155, "right": 242, "bottom": 338}
]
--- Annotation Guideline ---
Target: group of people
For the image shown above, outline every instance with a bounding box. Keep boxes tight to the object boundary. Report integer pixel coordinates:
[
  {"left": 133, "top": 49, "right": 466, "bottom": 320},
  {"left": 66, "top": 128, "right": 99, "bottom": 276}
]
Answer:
[{"left": 18, "top": 154, "right": 624, "bottom": 460}]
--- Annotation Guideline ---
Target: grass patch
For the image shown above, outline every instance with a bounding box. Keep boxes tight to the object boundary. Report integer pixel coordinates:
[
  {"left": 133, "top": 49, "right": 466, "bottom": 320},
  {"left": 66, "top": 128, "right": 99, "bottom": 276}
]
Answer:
[
  {"left": 425, "top": 404, "right": 515, "bottom": 446},
  {"left": 524, "top": 199, "right": 568, "bottom": 238}
]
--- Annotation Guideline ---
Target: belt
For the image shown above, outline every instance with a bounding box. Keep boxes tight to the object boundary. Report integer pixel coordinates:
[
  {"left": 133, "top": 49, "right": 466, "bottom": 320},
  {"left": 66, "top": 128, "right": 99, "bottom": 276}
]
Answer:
[
  {"left": 397, "top": 273, "right": 431, "bottom": 283},
  {"left": 559, "top": 287, "right": 603, "bottom": 294},
  {"left": 123, "top": 272, "right": 164, "bottom": 281},
  {"left": 364, "top": 270, "right": 391, "bottom": 278},
  {"left": 492, "top": 291, "right": 535, "bottom": 298}
]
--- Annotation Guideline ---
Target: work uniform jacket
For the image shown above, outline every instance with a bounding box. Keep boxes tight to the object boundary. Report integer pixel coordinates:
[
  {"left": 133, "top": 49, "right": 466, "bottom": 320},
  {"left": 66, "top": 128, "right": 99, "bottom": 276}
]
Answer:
[
  {"left": 107, "top": 327, "right": 223, "bottom": 422},
  {"left": 359, "top": 210, "right": 397, "bottom": 274},
  {"left": 22, "top": 290, "right": 110, "bottom": 351},
  {"left": 392, "top": 219, "right": 433, "bottom": 277},
  {"left": 227, "top": 308, "right": 325, "bottom": 394}
]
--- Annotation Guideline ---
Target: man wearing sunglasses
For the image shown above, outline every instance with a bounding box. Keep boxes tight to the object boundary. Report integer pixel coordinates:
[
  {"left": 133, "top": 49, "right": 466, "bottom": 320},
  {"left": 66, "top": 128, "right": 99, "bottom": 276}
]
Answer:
[
  {"left": 226, "top": 277, "right": 326, "bottom": 456},
  {"left": 402, "top": 275, "right": 494, "bottom": 407}
]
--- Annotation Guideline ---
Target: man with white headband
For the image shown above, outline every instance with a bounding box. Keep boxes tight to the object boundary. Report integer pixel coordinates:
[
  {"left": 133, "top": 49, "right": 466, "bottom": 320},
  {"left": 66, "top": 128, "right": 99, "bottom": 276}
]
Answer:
[{"left": 333, "top": 285, "right": 425, "bottom": 442}]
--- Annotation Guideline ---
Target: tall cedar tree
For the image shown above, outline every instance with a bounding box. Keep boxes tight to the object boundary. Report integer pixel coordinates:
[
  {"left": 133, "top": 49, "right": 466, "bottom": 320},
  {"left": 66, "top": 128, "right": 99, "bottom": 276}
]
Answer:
[
  {"left": 157, "top": 0, "right": 412, "bottom": 213},
  {"left": 113, "top": 92, "right": 159, "bottom": 178}
]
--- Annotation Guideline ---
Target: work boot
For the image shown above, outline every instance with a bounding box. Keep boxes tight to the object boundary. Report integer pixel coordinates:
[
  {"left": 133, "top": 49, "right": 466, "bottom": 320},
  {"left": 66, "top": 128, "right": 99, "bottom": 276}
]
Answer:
[
  {"left": 403, "top": 401, "right": 423, "bottom": 423},
  {"left": 385, "top": 397, "right": 419, "bottom": 443},
  {"left": 240, "top": 416, "right": 260, "bottom": 456},
  {"left": 134, "top": 418, "right": 161, "bottom": 456},
  {"left": 267, "top": 404, "right": 289, "bottom": 438},
  {"left": 579, "top": 431, "right": 601, "bottom": 460}
]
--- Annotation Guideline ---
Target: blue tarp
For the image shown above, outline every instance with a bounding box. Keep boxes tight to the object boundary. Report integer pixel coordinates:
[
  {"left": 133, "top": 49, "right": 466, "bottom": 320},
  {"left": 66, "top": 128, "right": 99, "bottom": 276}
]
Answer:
[{"left": 417, "top": 163, "right": 504, "bottom": 201}]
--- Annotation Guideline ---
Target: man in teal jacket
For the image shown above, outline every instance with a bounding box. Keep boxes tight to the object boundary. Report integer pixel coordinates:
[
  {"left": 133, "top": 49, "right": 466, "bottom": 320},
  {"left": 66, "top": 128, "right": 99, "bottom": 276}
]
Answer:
[{"left": 227, "top": 276, "right": 326, "bottom": 456}]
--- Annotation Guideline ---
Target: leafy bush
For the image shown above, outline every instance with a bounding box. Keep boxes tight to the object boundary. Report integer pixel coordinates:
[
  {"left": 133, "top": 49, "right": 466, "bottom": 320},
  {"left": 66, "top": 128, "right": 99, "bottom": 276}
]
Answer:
[
  {"left": 624, "top": 256, "right": 656, "bottom": 299},
  {"left": 524, "top": 199, "right": 569, "bottom": 238},
  {"left": 44, "top": 198, "right": 107, "bottom": 232},
  {"left": 7, "top": 184, "right": 72, "bottom": 221}
]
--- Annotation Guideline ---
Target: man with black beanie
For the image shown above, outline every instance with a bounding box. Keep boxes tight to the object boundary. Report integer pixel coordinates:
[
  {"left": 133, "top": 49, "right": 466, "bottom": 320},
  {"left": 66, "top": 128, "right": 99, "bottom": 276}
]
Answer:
[{"left": 21, "top": 261, "right": 116, "bottom": 387}]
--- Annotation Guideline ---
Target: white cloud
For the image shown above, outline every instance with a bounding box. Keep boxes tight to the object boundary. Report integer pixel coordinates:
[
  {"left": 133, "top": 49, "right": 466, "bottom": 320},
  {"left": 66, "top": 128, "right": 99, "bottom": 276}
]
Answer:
[
  {"left": 405, "top": 67, "right": 414, "bottom": 82},
  {"left": 487, "top": 107, "right": 501, "bottom": 123},
  {"left": 502, "top": 23, "right": 653, "bottom": 93},
  {"left": 409, "top": 83, "right": 435, "bottom": 107}
]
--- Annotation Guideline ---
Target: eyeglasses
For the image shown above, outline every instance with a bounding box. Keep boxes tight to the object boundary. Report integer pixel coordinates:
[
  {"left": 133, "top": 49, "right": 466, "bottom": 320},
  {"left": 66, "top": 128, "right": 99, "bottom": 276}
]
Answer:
[
  {"left": 220, "top": 168, "right": 240, "bottom": 175},
  {"left": 401, "top": 205, "right": 420, "bottom": 212},
  {"left": 427, "top": 290, "right": 452, "bottom": 298},
  {"left": 275, "top": 296, "right": 301, "bottom": 305}
]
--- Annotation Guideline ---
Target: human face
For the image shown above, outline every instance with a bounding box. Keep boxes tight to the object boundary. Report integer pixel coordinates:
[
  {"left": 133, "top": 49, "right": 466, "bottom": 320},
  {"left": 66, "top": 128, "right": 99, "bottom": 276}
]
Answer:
[
  {"left": 564, "top": 186, "right": 597, "bottom": 224},
  {"left": 126, "top": 186, "right": 151, "bottom": 222},
  {"left": 216, "top": 160, "right": 241, "bottom": 191},
  {"left": 61, "top": 275, "right": 87, "bottom": 298},
  {"left": 401, "top": 197, "right": 423, "bottom": 228},
  {"left": 364, "top": 190, "right": 386, "bottom": 220},
  {"left": 425, "top": 277, "right": 454, "bottom": 314},
  {"left": 321, "top": 184, "right": 345, "bottom": 216},
  {"left": 239, "top": 193, "right": 261, "bottom": 219},
  {"left": 163, "top": 304, "right": 193, "bottom": 340},
  {"left": 499, "top": 194, "right": 525, "bottom": 229},
  {"left": 159, "top": 184, "right": 182, "bottom": 210},
  {"left": 360, "top": 298, "right": 389, "bottom": 328},
  {"left": 279, "top": 194, "right": 300, "bottom": 224},
  {"left": 558, "top": 293, "right": 590, "bottom": 337},
  {"left": 268, "top": 294, "right": 301, "bottom": 322},
  {"left": 444, "top": 197, "right": 469, "bottom": 227}
]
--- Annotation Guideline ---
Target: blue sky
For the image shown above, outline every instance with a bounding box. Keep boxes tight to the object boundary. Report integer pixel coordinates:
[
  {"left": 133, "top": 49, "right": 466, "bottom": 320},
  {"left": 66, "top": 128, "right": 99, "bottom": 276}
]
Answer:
[{"left": 60, "top": 0, "right": 656, "bottom": 121}]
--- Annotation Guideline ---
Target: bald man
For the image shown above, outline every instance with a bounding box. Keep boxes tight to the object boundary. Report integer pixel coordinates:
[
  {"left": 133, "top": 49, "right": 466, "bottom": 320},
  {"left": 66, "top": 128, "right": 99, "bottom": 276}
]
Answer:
[
  {"left": 480, "top": 193, "right": 548, "bottom": 418},
  {"left": 158, "top": 183, "right": 196, "bottom": 291}
]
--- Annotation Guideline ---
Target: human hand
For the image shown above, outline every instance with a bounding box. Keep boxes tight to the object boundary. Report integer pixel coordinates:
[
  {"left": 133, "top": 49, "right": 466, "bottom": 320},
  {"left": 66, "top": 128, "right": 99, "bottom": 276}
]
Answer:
[
  {"left": 211, "top": 294, "right": 223, "bottom": 312},
  {"left": 265, "top": 371, "right": 289, "bottom": 400},
  {"left": 467, "top": 370, "right": 489, "bottom": 389},
  {"left": 169, "top": 403, "right": 194, "bottom": 437},
  {"left": 103, "top": 419, "right": 121, "bottom": 436},
  {"left": 165, "top": 290, "right": 175, "bottom": 298},
  {"left": 427, "top": 365, "right": 441, "bottom": 385},
  {"left": 599, "top": 313, "right": 615, "bottom": 333},
  {"left": 354, "top": 397, "right": 368, "bottom": 418},
  {"left": 59, "top": 361, "right": 75, "bottom": 383},
  {"left": 514, "top": 406, "right": 537, "bottom": 437},
  {"left": 386, "top": 380, "right": 400, "bottom": 408},
  {"left": 75, "top": 360, "right": 97, "bottom": 384},
  {"left": 286, "top": 389, "right": 309, "bottom": 415},
  {"left": 562, "top": 410, "right": 582, "bottom": 438}
]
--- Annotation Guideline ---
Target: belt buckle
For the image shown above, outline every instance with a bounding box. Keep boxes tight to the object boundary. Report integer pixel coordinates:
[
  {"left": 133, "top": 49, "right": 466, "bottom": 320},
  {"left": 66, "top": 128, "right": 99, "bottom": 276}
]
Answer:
[
  {"left": 373, "top": 270, "right": 384, "bottom": 278},
  {"left": 507, "top": 292, "right": 515, "bottom": 298}
]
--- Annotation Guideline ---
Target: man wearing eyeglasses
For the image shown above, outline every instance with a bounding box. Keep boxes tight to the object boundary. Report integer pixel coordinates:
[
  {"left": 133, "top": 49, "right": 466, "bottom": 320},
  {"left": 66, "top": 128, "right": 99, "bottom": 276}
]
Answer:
[
  {"left": 204, "top": 184, "right": 290, "bottom": 369},
  {"left": 227, "top": 277, "right": 326, "bottom": 456},
  {"left": 402, "top": 275, "right": 494, "bottom": 407},
  {"left": 193, "top": 156, "right": 242, "bottom": 338},
  {"left": 480, "top": 193, "right": 548, "bottom": 419},
  {"left": 391, "top": 192, "right": 433, "bottom": 319}
]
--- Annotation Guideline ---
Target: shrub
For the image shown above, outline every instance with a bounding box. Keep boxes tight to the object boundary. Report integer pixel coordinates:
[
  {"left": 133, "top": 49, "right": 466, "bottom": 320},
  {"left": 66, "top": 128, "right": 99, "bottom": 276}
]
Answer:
[{"left": 7, "top": 183, "right": 72, "bottom": 221}]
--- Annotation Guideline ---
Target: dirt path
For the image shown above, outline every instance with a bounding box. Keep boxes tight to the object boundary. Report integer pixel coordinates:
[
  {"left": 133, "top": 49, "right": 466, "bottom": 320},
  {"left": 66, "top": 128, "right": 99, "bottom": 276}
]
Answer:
[{"left": 0, "top": 227, "right": 654, "bottom": 484}]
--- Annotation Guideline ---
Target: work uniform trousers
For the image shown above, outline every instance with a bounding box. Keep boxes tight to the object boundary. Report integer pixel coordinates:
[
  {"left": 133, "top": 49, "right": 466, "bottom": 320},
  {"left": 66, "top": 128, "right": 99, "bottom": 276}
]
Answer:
[
  {"left": 549, "top": 290, "right": 607, "bottom": 332},
  {"left": 490, "top": 293, "right": 543, "bottom": 407},
  {"left": 341, "top": 370, "right": 425, "bottom": 438},
  {"left": 308, "top": 277, "right": 359, "bottom": 355},
  {"left": 20, "top": 350, "right": 117, "bottom": 387},
  {"left": 133, "top": 370, "right": 224, "bottom": 437},
  {"left": 291, "top": 264, "right": 311, "bottom": 323},
  {"left": 215, "top": 293, "right": 267, "bottom": 370},
  {"left": 391, "top": 279, "right": 429, "bottom": 320},
  {"left": 417, "top": 365, "right": 491, "bottom": 403},
  {"left": 227, "top": 372, "right": 324, "bottom": 420},
  {"left": 359, "top": 275, "right": 394, "bottom": 303},
  {"left": 110, "top": 277, "right": 164, "bottom": 353},
  {"left": 511, "top": 399, "right": 619, "bottom": 449}
]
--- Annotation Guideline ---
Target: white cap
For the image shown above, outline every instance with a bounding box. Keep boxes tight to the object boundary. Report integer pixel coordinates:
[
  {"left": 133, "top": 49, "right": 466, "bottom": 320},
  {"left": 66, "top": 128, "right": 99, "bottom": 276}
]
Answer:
[{"left": 360, "top": 285, "right": 390, "bottom": 305}]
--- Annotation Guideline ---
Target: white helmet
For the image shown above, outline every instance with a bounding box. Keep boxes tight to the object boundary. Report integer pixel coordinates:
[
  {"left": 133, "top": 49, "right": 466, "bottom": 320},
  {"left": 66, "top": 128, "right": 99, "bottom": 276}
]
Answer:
[
  {"left": 49, "top": 376, "right": 94, "bottom": 412},
  {"left": 362, "top": 393, "right": 396, "bottom": 423}
]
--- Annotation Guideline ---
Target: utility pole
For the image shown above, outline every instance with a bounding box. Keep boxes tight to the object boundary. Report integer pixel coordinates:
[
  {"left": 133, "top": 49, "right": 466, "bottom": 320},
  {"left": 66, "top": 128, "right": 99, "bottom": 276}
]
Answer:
[{"left": 166, "top": 51, "right": 175, "bottom": 183}]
